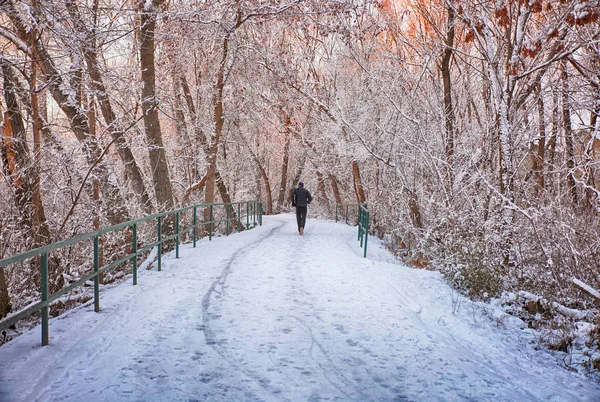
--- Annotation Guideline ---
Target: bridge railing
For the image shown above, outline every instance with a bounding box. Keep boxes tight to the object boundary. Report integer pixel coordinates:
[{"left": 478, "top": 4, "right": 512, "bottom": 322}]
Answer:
[
  {"left": 335, "top": 203, "right": 360, "bottom": 225},
  {"left": 0, "top": 200, "right": 263, "bottom": 346},
  {"left": 335, "top": 203, "right": 369, "bottom": 258}
]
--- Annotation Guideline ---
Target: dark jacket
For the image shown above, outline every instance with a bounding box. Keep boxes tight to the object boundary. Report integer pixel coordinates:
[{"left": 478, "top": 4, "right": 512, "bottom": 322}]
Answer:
[{"left": 292, "top": 187, "right": 313, "bottom": 207}]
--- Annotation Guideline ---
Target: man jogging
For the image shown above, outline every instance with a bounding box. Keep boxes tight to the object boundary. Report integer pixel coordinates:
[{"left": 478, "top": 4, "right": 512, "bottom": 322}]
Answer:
[{"left": 291, "top": 182, "right": 313, "bottom": 235}]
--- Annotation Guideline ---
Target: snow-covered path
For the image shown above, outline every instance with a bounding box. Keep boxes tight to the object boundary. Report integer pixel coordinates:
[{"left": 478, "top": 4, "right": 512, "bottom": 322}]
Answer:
[{"left": 1, "top": 214, "right": 599, "bottom": 401}]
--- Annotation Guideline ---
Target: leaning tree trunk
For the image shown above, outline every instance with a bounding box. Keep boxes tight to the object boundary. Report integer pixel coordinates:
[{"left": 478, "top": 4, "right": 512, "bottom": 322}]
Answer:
[
  {"left": 247, "top": 146, "right": 273, "bottom": 214},
  {"left": 7, "top": 3, "right": 129, "bottom": 227},
  {"left": 352, "top": 160, "right": 367, "bottom": 204},
  {"left": 138, "top": 0, "right": 175, "bottom": 214},
  {"left": 179, "top": 74, "right": 236, "bottom": 219},
  {"left": 64, "top": 0, "right": 153, "bottom": 214},
  {"left": 329, "top": 174, "right": 343, "bottom": 205},
  {"left": 179, "top": 74, "right": 237, "bottom": 220}
]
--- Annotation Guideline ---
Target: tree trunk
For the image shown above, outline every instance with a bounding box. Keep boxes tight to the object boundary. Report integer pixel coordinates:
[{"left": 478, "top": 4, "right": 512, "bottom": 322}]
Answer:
[
  {"left": 329, "top": 174, "right": 343, "bottom": 205},
  {"left": 291, "top": 153, "right": 306, "bottom": 188},
  {"left": 534, "top": 83, "right": 546, "bottom": 195},
  {"left": 172, "top": 75, "right": 195, "bottom": 187},
  {"left": 408, "top": 190, "right": 424, "bottom": 229},
  {"left": 7, "top": 3, "right": 129, "bottom": 226},
  {"left": 139, "top": 0, "right": 174, "bottom": 214},
  {"left": 547, "top": 88, "right": 559, "bottom": 173},
  {"left": 65, "top": 0, "right": 153, "bottom": 214},
  {"left": 586, "top": 99, "right": 599, "bottom": 207},
  {"left": 352, "top": 160, "right": 366, "bottom": 204},
  {"left": 276, "top": 115, "right": 292, "bottom": 212},
  {"left": 441, "top": 4, "right": 456, "bottom": 193},
  {"left": 1, "top": 78, "right": 46, "bottom": 237},
  {"left": 2, "top": 61, "right": 61, "bottom": 292},
  {"left": 178, "top": 74, "right": 235, "bottom": 218},
  {"left": 0, "top": 265, "right": 10, "bottom": 320},
  {"left": 205, "top": 33, "right": 232, "bottom": 217},
  {"left": 561, "top": 61, "right": 578, "bottom": 207},
  {"left": 248, "top": 147, "right": 273, "bottom": 214},
  {"left": 316, "top": 171, "right": 329, "bottom": 205},
  {"left": 30, "top": 64, "right": 52, "bottom": 248}
]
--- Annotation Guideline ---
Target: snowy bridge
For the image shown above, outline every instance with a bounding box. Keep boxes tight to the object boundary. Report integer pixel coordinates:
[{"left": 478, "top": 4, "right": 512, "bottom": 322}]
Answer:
[{"left": 1, "top": 214, "right": 599, "bottom": 401}]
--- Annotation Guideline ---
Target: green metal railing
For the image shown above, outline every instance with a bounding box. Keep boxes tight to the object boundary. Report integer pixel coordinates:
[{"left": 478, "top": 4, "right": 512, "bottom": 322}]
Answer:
[
  {"left": 357, "top": 204, "right": 369, "bottom": 258},
  {"left": 335, "top": 203, "right": 360, "bottom": 225},
  {"left": 0, "top": 200, "right": 263, "bottom": 346},
  {"left": 335, "top": 203, "right": 369, "bottom": 258}
]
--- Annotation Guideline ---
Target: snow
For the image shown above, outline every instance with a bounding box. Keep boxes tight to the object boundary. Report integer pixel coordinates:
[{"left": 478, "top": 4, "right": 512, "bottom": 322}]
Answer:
[{"left": 1, "top": 214, "right": 599, "bottom": 401}]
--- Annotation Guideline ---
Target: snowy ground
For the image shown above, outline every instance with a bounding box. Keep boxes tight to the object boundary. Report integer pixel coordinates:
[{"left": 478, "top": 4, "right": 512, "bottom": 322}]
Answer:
[{"left": 1, "top": 214, "right": 599, "bottom": 401}]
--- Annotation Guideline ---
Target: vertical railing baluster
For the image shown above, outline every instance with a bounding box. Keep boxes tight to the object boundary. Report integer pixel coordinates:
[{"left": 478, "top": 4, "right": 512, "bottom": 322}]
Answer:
[
  {"left": 259, "top": 202, "right": 263, "bottom": 226},
  {"left": 94, "top": 235, "right": 100, "bottom": 312},
  {"left": 41, "top": 252, "right": 49, "bottom": 346},
  {"left": 238, "top": 202, "right": 241, "bottom": 232},
  {"left": 193, "top": 206, "right": 197, "bottom": 248},
  {"left": 209, "top": 205, "right": 213, "bottom": 240},
  {"left": 246, "top": 201, "right": 250, "bottom": 229},
  {"left": 364, "top": 209, "right": 369, "bottom": 258},
  {"left": 176, "top": 212, "right": 180, "bottom": 258},
  {"left": 226, "top": 204, "right": 230, "bottom": 236},
  {"left": 133, "top": 223, "right": 138, "bottom": 285},
  {"left": 358, "top": 207, "right": 361, "bottom": 242},
  {"left": 157, "top": 216, "right": 162, "bottom": 272}
]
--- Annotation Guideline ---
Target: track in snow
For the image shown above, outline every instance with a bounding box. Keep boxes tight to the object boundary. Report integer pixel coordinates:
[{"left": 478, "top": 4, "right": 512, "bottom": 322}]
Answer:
[{"left": 0, "top": 214, "right": 599, "bottom": 402}]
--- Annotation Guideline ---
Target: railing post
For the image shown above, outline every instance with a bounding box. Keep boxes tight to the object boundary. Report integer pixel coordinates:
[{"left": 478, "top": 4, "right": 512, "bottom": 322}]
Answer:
[
  {"left": 40, "top": 252, "right": 49, "bottom": 346},
  {"left": 238, "top": 202, "right": 241, "bottom": 232},
  {"left": 209, "top": 205, "right": 213, "bottom": 241},
  {"left": 226, "top": 204, "right": 230, "bottom": 236},
  {"left": 157, "top": 216, "right": 162, "bottom": 272},
  {"left": 259, "top": 202, "right": 263, "bottom": 226},
  {"left": 176, "top": 212, "right": 180, "bottom": 258},
  {"left": 357, "top": 207, "right": 361, "bottom": 242},
  {"left": 246, "top": 201, "right": 250, "bottom": 230},
  {"left": 94, "top": 235, "right": 100, "bottom": 312},
  {"left": 132, "top": 223, "right": 138, "bottom": 285},
  {"left": 346, "top": 205, "right": 349, "bottom": 224},
  {"left": 335, "top": 205, "right": 338, "bottom": 222},
  {"left": 193, "top": 206, "right": 197, "bottom": 248},
  {"left": 253, "top": 202, "right": 257, "bottom": 227},
  {"left": 364, "top": 211, "right": 369, "bottom": 258}
]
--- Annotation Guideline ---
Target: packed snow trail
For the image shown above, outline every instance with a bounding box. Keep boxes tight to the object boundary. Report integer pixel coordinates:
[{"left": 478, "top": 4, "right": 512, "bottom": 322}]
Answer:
[{"left": 0, "top": 214, "right": 599, "bottom": 401}]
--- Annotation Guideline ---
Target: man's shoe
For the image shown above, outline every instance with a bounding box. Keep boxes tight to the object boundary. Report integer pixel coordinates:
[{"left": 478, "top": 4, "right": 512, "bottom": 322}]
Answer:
[{"left": 300, "top": 227, "right": 304, "bottom": 235}]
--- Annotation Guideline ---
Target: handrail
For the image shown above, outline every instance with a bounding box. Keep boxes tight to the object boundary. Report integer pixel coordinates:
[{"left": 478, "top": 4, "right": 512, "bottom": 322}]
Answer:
[
  {"left": 335, "top": 203, "right": 369, "bottom": 258},
  {"left": 0, "top": 200, "right": 263, "bottom": 346}
]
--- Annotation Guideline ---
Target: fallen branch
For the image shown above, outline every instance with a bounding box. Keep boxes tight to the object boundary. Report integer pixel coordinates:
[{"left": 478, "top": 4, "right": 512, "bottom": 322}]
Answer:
[{"left": 572, "top": 278, "right": 600, "bottom": 302}]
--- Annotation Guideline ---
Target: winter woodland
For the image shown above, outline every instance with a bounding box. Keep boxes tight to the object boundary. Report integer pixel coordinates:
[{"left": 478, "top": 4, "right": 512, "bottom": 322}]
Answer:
[{"left": 0, "top": 0, "right": 599, "bottom": 376}]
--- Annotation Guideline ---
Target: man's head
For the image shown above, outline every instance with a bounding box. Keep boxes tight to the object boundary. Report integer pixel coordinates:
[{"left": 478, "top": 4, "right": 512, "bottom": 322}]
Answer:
[{"left": 298, "top": 182, "right": 304, "bottom": 188}]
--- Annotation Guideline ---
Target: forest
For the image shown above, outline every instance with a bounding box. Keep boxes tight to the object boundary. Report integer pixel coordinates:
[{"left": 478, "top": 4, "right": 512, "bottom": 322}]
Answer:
[{"left": 0, "top": 0, "right": 599, "bottom": 374}]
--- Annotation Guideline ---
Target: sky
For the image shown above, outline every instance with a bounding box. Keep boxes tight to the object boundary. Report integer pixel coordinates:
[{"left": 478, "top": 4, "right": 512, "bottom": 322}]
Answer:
[{"left": 0, "top": 213, "right": 599, "bottom": 401}]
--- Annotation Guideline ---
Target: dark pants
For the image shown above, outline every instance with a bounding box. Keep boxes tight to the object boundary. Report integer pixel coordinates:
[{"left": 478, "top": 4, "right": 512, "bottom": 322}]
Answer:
[{"left": 296, "top": 206, "right": 307, "bottom": 230}]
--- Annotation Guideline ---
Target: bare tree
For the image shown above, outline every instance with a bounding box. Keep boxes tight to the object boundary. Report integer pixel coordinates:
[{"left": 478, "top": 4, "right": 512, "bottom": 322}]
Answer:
[{"left": 137, "top": 0, "right": 175, "bottom": 213}]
